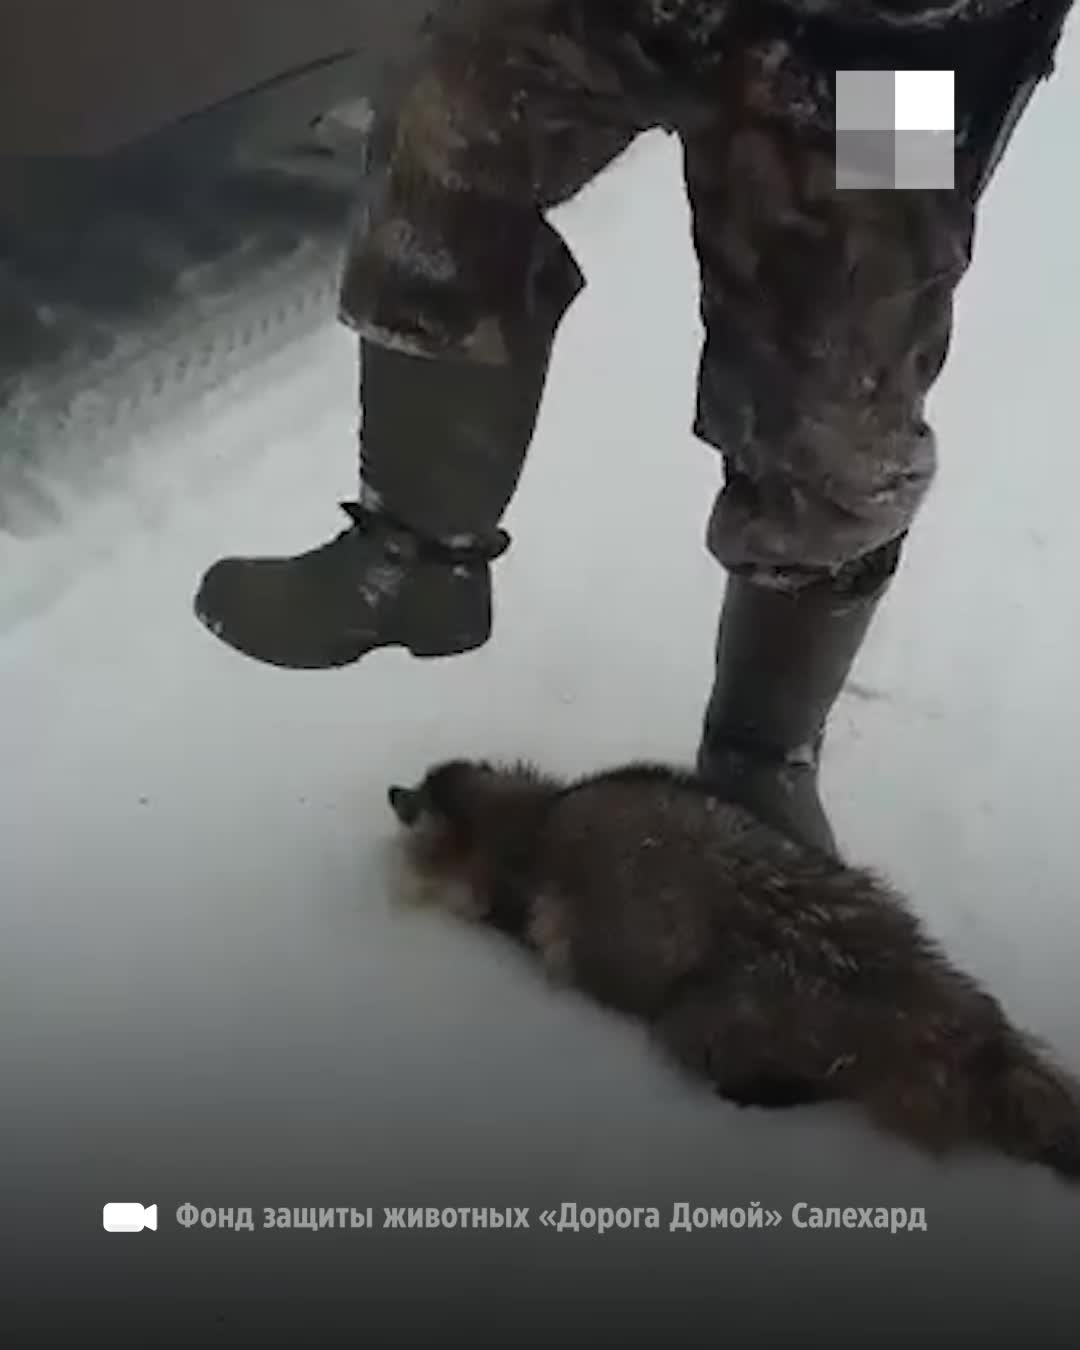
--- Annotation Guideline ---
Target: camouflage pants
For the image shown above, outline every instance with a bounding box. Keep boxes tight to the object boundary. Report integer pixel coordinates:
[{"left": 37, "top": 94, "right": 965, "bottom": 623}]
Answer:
[{"left": 339, "top": 1, "right": 980, "bottom": 587}]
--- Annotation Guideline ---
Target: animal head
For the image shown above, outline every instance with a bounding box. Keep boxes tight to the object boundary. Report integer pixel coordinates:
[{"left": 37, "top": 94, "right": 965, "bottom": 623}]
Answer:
[
  {"left": 388, "top": 759, "right": 493, "bottom": 841},
  {"left": 388, "top": 756, "right": 561, "bottom": 887}
]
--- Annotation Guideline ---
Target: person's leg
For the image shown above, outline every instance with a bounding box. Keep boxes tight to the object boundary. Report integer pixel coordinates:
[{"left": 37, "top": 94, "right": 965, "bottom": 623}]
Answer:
[
  {"left": 194, "top": 5, "right": 639, "bottom": 668},
  {"left": 687, "top": 0, "right": 1075, "bottom": 856},
  {"left": 683, "top": 27, "right": 983, "bottom": 856}
]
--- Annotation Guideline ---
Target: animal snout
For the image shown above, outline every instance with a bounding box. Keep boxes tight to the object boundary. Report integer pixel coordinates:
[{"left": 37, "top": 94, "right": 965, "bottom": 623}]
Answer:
[{"left": 388, "top": 784, "right": 421, "bottom": 825}]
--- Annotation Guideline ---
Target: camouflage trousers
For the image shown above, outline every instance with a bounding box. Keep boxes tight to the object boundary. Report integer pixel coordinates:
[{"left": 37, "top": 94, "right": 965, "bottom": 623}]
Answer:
[{"left": 339, "top": 0, "right": 983, "bottom": 588}]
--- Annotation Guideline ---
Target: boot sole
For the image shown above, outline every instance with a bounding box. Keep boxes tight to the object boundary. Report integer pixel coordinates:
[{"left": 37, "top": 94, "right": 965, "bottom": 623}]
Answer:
[
  {"left": 193, "top": 601, "right": 489, "bottom": 668},
  {"left": 405, "top": 630, "right": 488, "bottom": 660}
]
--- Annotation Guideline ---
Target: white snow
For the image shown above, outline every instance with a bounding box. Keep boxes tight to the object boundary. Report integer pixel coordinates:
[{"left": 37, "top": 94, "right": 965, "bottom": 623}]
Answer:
[{"left": 2, "top": 23, "right": 1079, "bottom": 1341}]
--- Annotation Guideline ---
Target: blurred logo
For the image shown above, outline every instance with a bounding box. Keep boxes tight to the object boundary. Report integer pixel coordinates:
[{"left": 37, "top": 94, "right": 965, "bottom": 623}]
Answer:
[{"left": 102, "top": 1202, "right": 158, "bottom": 1233}]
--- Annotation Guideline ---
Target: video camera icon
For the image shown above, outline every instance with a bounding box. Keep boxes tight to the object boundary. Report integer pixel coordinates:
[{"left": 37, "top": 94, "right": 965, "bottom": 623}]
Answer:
[{"left": 102, "top": 1203, "right": 158, "bottom": 1233}]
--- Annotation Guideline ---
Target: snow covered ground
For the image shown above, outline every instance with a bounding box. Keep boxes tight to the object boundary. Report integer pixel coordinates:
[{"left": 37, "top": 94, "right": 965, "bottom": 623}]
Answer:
[{"left": 3, "top": 24, "right": 1079, "bottom": 1347}]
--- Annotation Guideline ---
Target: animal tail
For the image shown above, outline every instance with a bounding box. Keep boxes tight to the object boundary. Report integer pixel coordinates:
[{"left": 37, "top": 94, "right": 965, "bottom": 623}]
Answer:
[
  {"left": 977, "top": 1034, "right": 1080, "bottom": 1182},
  {"left": 864, "top": 1029, "right": 1080, "bottom": 1183}
]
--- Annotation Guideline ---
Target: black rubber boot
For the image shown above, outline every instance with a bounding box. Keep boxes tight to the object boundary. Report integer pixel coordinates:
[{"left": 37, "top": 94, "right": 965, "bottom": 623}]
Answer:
[
  {"left": 193, "top": 333, "right": 554, "bottom": 669},
  {"left": 696, "top": 543, "right": 902, "bottom": 857},
  {"left": 194, "top": 202, "right": 586, "bottom": 671}
]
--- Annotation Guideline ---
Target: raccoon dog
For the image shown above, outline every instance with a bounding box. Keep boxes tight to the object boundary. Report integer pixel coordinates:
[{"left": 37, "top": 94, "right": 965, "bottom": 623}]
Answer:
[{"left": 388, "top": 758, "right": 1080, "bottom": 1182}]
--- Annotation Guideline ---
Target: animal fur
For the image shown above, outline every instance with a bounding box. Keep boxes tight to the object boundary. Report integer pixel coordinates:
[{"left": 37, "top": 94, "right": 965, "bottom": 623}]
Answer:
[{"left": 388, "top": 758, "right": 1080, "bottom": 1183}]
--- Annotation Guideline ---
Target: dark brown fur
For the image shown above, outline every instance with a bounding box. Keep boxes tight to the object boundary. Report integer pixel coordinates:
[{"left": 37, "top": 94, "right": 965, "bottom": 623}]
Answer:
[{"left": 388, "top": 759, "right": 1080, "bottom": 1182}]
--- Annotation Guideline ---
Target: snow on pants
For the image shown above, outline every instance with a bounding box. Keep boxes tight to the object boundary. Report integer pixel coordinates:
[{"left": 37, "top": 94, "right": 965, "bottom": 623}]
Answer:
[{"left": 338, "top": 0, "right": 980, "bottom": 590}]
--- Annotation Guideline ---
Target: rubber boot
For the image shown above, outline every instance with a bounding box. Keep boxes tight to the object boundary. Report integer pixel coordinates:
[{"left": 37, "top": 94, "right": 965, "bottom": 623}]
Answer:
[
  {"left": 193, "top": 198, "right": 586, "bottom": 671},
  {"left": 192, "top": 304, "right": 565, "bottom": 669},
  {"left": 695, "top": 543, "right": 902, "bottom": 857}
]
